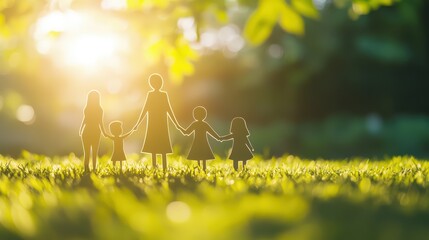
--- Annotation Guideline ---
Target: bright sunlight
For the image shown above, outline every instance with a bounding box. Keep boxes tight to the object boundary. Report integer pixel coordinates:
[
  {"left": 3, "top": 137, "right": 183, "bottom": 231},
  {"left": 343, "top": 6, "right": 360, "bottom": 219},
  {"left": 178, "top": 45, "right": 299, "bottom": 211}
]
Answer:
[{"left": 33, "top": 10, "right": 131, "bottom": 77}]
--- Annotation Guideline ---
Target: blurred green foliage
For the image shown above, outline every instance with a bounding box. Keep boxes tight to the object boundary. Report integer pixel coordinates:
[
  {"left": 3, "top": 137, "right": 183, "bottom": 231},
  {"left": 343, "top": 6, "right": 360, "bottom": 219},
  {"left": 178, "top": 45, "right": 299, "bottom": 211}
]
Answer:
[
  {"left": 1, "top": 0, "right": 428, "bottom": 158},
  {"left": 2, "top": 154, "right": 429, "bottom": 239},
  {"left": 0, "top": 0, "right": 397, "bottom": 81},
  {"left": 251, "top": 116, "right": 429, "bottom": 158},
  {"left": 244, "top": 0, "right": 307, "bottom": 45}
]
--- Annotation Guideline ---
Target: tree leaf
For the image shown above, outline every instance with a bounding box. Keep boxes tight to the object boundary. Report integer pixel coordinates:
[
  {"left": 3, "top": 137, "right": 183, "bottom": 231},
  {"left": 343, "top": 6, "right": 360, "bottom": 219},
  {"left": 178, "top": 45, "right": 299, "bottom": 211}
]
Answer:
[
  {"left": 215, "top": 9, "right": 229, "bottom": 24},
  {"left": 147, "top": 39, "right": 167, "bottom": 64},
  {"left": 292, "top": 0, "right": 319, "bottom": 19},
  {"left": 126, "top": 0, "right": 144, "bottom": 10},
  {"left": 279, "top": 2, "right": 304, "bottom": 36},
  {"left": 152, "top": 0, "right": 169, "bottom": 9},
  {"left": 352, "top": 1, "right": 370, "bottom": 15},
  {"left": 243, "top": 2, "right": 278, "bottom": 46},
  {"left": 170, "top": 58, "right": 194, "bottom": 84}
]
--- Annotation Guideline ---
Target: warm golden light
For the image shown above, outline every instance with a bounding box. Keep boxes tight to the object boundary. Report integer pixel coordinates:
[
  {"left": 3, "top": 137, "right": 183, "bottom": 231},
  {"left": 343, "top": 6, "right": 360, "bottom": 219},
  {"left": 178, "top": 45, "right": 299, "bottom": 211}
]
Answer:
[
  {"left": 31, "top": 10, "right": 141, "bottom": 118},
  {"left": 61, "top": 33, "right": 126, "bottom": 70},
  {"left": 33, "top": 10, "right": 131, "bottom": 76}
]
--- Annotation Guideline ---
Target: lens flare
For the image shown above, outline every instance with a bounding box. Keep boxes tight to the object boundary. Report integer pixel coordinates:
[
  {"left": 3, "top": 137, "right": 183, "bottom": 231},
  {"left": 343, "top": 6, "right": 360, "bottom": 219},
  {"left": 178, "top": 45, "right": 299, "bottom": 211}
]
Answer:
[
  {"left": 16, "top": 105, "right": 36, "bottom": 125},
  {"left": 166, "top": 201, "right": 191, "bottom": 223}
]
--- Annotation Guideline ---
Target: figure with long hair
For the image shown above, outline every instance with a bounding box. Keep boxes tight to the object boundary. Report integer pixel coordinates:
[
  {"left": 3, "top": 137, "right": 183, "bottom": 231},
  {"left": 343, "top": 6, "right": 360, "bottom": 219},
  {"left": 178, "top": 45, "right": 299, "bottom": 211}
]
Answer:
[
  {"left": 79, "top": 90, "right": 107, "bottom": 172},
  {"left": 179, "top": 106, "right": 222, "bottom": 171},
  {"left": 221, "top": 117, "right": 254, "bottom": 171},
  {"left": 133, "top": 73, "right": 181, "bottom": 171}
]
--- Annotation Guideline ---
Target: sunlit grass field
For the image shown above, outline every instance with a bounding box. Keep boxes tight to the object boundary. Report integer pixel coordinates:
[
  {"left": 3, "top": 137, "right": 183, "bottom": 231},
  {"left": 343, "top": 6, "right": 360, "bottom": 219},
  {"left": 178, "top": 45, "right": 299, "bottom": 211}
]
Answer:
[{"left": 1, "top": 152, "right": 429, "bottom": 240}]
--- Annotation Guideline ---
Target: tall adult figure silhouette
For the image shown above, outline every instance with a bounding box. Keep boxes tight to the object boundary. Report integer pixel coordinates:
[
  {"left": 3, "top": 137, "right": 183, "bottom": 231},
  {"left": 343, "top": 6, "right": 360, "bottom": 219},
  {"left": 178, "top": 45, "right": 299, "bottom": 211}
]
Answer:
[
  {"left": 79, "top": 90, "right": 107, "bottom": 172},
  {"left": 133, "top": 73, "right": 181, "bottom": 171}
]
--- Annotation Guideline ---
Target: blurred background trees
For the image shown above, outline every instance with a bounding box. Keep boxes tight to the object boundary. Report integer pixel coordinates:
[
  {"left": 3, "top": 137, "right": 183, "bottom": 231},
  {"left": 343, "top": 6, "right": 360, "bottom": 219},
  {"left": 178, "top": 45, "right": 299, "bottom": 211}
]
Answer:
[{"left": 1, "top": 0, "right": 428, "bottom": 158}]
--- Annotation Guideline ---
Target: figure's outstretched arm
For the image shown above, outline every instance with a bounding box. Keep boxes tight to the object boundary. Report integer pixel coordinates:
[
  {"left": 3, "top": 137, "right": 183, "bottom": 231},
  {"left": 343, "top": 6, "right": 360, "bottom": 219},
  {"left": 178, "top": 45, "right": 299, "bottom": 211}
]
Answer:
[
  {"left": 183, "top": 126, "right": 192, "bottom": 136},
  {"left": 179, "top": 123, "right": 193, "bottom": 136},
  {"left": 79, "top": 118, "right": 85, "bottom": 136},
  {"left": 178, "top": 126, "right": 186, "bottom": 135},
  {"left": 121, "top": 129, "right": 135, "bottom": 138},
  {"left": 166, "top": 95, "right": 181, "bottom": 129},
  {"left": 207, "top": 125, "right": 222, "bottom": 142},
  {"left": 134, "top": 97, "right": 148, "bottom": 130},
  {"left": 220, "top": 134, "right": 234, "bottom": 141},
  {"left": 99, "top": 111, "right": 108, "bottom": 137},
  {"left": 246, "top": 137, "right": 254, "bottom": 151},
  {"left": 99, "top": 124, "right": 107, "bottom": 137},
  {"left": 134, "top": 114, "right": 147, "bottom": 130},
  {"left": 167, "top": 108, "right": 180, "bottom": 128}
]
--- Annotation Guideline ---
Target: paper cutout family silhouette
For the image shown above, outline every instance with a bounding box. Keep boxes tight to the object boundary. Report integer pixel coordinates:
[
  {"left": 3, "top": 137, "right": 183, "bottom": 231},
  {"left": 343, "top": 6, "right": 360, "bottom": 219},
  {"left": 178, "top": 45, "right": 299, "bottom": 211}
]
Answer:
[{"left": 79, "top": 73, "right": 254, "bottom": 172}]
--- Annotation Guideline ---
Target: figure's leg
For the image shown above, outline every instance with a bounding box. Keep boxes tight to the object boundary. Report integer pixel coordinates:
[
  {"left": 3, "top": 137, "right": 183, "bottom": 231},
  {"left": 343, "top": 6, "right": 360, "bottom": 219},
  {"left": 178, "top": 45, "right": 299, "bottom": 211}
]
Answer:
[
  {"left": 202, "top": 160, "right": 207, "bottom": 171},
  {"left": 233, "top": 161, "right": 238, "bottom": 171},
  {"left": 198, "top": 160, "right": 202, "bottom": 167},
  {"left": 152, "top": 153, "right": 157, "bottom": 168},
  {"left": 243, "top": 160, "right": 247, "bottom": 168},
  {"left": 83, "top": 141, "right": 91, "bottom": 172},
  {"left": 162, "top": 154, "right": 167, "bottom": 172},
  {"left": 120, "top": 161, "right": 123, "bottom": 173},
  {"left": 92, "top": 143, "right": 99, "bottom": 171},
  {"left": 113, "top": 160, "right": 116, "bottom": 168}
]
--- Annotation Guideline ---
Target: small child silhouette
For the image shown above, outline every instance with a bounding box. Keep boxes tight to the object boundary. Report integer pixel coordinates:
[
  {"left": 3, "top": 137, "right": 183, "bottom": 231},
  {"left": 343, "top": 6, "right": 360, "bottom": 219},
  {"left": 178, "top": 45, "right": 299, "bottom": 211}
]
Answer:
[
  {"left": 179, "top": 106, "right": 222, "bottom": 171},
  {"left": 105, "top": 121, "right": 134, "bottom": 172},
  {"left": 221, "top": 117, "right": 254, "bottom": 171}
]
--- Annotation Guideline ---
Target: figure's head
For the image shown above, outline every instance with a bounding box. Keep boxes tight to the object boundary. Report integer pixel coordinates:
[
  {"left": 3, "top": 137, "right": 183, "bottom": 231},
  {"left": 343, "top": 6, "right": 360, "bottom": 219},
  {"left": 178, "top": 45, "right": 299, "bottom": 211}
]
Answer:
[
  {"left": 110, "top": 121, "right": 123, "bottom": 136},
  {"left": 149, "top": 73, "right": 163, "bottom": 90},
  {"left": 193, "top": 106, "right": 207, "bottom": 121},
  {"left": 230, "top": 117, "right": 250, "bottom": 136},
  {"left": 86, "top": 90, "right": 101, "bottom": 106}
]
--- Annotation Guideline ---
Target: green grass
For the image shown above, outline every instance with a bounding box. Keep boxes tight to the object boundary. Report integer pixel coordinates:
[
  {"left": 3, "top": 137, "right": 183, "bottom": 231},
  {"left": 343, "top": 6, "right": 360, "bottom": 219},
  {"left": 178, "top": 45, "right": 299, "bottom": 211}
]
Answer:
[{"left": 1, "top": 152, "right": 429, "bottom": 240}]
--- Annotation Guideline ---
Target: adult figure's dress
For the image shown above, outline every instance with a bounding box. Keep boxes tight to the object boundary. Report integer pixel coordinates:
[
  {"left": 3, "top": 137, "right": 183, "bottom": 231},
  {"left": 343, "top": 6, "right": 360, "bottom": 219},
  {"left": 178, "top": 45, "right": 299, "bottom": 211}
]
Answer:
[{"left": 134, "top": 73, "right": 181, "bottom": 171}]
